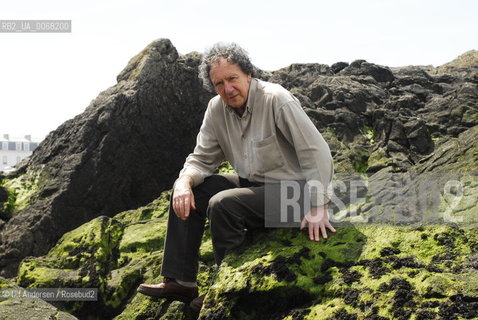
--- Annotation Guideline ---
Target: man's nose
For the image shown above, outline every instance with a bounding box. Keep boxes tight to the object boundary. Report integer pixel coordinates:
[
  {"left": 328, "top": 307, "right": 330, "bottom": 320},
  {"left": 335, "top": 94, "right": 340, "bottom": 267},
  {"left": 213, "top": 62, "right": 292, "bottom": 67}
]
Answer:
[{"left": 224, "top": 82, "right": 234, "bottom": 94}]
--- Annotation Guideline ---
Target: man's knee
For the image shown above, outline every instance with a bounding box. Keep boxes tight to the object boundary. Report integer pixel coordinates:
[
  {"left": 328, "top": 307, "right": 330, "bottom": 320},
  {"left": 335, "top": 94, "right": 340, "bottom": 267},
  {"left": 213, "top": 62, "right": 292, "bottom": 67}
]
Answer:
[{"left": 207, "top": 190, "right": 237, "bottom": 219}]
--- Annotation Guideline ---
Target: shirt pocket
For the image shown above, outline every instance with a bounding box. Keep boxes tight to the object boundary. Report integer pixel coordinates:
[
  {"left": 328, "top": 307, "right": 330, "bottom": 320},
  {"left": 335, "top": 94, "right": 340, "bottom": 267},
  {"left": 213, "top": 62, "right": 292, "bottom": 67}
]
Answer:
[{"left": 252, "top": 134, "right": 285, "bottom": 174}]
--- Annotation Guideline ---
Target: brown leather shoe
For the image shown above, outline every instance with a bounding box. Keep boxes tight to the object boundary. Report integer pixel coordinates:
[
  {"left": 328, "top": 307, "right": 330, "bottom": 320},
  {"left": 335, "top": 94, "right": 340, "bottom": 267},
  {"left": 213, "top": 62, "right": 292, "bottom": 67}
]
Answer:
[
  {"left": 137, "top": 278, "right": 198, "bottom": 302},
  {"left": 190, "top": 294, "right": 205, "bottom": 313}
]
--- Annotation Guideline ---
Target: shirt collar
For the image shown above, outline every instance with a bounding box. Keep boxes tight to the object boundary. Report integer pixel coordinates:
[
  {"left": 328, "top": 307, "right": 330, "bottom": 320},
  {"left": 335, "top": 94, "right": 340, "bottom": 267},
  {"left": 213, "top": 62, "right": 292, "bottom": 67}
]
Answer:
[{"left": 224, "top": 78, "right": 258, "bottom": 116}]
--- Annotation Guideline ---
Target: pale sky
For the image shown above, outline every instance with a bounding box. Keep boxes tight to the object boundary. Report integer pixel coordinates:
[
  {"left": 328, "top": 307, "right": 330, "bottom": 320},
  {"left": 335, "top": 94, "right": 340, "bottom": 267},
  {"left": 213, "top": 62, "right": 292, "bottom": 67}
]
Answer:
[{"left": 1, "top": 0, "right": 477, "bottom": 141}]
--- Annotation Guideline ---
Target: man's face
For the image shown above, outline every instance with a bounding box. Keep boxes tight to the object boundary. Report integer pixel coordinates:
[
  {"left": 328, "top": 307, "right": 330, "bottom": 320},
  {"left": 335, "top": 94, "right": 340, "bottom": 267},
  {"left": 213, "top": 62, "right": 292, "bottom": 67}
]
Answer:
[{"left": 209, "top": 57, "right": 252, "bottom": 110}]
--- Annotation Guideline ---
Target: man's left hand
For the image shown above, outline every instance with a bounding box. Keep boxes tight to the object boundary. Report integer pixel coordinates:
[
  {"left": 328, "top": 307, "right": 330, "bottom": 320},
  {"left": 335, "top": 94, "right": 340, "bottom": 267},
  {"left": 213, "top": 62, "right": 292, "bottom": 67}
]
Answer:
[{"left": 300, "top": 205, "right": 336, "bottom": 241}]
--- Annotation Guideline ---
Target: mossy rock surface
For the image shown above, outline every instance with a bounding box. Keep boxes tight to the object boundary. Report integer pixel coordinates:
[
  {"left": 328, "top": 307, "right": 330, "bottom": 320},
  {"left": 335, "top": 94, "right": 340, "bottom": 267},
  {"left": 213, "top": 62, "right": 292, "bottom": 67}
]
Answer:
[
  {"left": 15, "top": 201, "right": 478, "bottom": 320},
  {"left": 0, "top": 168, "right": 42, "bottom": 220},
  {"left": 14, "top": 191, "right": 216, "bottom": 319},
  {"left": 10, "top": 161, "right": 478, "bottom": 320},
  {"left": 200, "top": 225, "right": 478, "bottom": 320}
]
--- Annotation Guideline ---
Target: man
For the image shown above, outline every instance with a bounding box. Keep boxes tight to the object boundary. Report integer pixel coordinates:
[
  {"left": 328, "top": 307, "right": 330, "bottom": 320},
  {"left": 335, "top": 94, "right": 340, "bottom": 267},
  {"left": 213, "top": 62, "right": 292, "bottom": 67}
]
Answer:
[{"left": 137, "top": 43, "right": 335, "bottom": 312}]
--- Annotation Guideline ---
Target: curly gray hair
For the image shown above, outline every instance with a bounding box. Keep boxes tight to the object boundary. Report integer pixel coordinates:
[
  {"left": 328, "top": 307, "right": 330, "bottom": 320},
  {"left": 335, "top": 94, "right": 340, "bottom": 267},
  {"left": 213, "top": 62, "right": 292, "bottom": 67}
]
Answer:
[{"left": 199, "top": 43, "right": 254, "bottom": 92}]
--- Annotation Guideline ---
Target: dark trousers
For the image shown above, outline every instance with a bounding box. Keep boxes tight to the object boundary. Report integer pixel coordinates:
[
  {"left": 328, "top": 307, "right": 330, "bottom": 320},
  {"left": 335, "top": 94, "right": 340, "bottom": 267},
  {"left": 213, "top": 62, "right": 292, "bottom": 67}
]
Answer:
[{"left": 160, "top": 174, "right": 267, "bottom": 282}]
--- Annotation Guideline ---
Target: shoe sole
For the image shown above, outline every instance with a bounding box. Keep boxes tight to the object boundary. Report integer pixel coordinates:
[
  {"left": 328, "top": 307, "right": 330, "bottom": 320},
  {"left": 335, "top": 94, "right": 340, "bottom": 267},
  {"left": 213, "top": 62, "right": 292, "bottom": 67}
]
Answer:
[{"left": 137, "top": 288, "right": 196, "bottom": 303}]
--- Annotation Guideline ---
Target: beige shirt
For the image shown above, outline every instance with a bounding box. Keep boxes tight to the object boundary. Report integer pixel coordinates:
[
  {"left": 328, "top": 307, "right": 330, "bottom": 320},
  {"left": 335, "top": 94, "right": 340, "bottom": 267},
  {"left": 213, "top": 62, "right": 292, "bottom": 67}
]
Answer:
[{"left": 179, "top": 78, "right": 333, "bottom": 206}]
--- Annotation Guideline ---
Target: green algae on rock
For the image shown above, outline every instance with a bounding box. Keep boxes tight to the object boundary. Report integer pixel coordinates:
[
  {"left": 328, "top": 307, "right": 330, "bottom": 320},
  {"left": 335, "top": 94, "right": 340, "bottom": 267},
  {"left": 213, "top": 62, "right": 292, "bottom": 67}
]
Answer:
[
  {"left": 11, "top": 162, "right": 478, "bottom": 320},
  {"left": 0, "top": 169, "right": 42, "bottom": 220},
  {"left": 12, "top": 196, "right": 478, "bottom": 320},
  {"left": 199, "top": 225, "right": 478, "bottom": 320},
  {"left": 15, "top": 190, "right": 217, "bottom": 319}
]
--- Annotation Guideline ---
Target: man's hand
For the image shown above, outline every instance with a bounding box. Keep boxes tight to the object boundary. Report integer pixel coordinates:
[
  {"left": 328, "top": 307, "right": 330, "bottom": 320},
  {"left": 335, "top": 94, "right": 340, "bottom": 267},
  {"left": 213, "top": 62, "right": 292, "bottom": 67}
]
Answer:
[
  {"left": 172, "top": 176, "right": 196, "bottom": 220},
  {"left": 300, "top": 205, "right": 336, "bottom": 241}
]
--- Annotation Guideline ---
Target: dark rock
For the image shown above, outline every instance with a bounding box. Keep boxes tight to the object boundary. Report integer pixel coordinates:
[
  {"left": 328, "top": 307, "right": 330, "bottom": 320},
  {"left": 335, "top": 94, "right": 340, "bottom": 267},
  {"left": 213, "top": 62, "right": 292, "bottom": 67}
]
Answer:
[
  {"left": 331, "top": 62, "right": 349, "bottom": 74},
  {"left": 408, "top": 270, "right": 420, "bottom": 277},
  {"left": 0, "top": 185, "right": 7, "bottom": 204},
  {"left": 385, "top": 256, "right": 424, "bottom": 269},
  {"left": 467, "top": 253, "right": 478, "bottom": 269},
  {"left": 341, "top": 269, "right": 362, "bottom": 284},
  {"left": 367, "top": 315, "right": 390, "bottom": 320},
  {"left": 330, "top": 308, "right": 358, "bottom": 320},
  {"left": 380, "top": 247, "right": 401, "bottom": 257},
  {"left": 260, "top": 255, "right": 297, "bottom": 282},
  {"left": 439, "top": 294, "right": 478, "bottom": 319},
  {"left": 309, "top": 82, "right": 334, "bottom": 107},
  {"left": 393, "top": 66, "right": 434, "bottom": 82},
  {"left": 434, "top": 232, "right": 455, "bottom": 247},
  {"left": 361, "top": 259, "right": 390, "bottom": 278},
  {"left": 0, "top": 185, "right": 8, "bottom": 221},
  {"left": 229, "top": 286, "right": 314, "bottom": 320},
  {"left": 403, "top": 119, "right": 434, "bottom": 155},
  {"left": 285, "top": 308, "right": 309, "bottom": 320},
  {"left": 343, "top": 288, "right": 360, "bottom": 306},
  {"left": 393, "top": 287, "right": 416, "bottom": 308},
  {"left": 0, "top": 39, "right": 212, "bottom": 277},
  {"left": 291, "top": 89, "right": 315, "bottom": 109},
  {"left": 268, "top": 63, "right": 333, "bottom": 89},
  {"left": 386, "top": 94, "right": 423, "bottom": 111},
  {"left": 432, "top": 252, "right": 458, "bottom": 262},
  {"left": 291, "top": 247, "right": 311, "bottom": 261},
  {"left": 379, "top": 277, "right": 413, "bottom": 292},
  {"left": 314, "top": 272, "right": 333, "bottom": 285},
  {"left": 340, "top": 60, "right": 395, "bottom": 83},
  {"left": 402, "top": 84, "right": 431, "bottom": 102},
  {"left": 421, "top": 300, "right": 440, "bottom": 308}
]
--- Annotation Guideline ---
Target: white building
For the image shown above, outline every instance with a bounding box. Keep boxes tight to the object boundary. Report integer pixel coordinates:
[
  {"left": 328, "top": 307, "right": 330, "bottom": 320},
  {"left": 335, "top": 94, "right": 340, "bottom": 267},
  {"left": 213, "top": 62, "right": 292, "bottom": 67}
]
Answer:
[{"left": 0, "top": 134, "right": 40, "bottom": 173}]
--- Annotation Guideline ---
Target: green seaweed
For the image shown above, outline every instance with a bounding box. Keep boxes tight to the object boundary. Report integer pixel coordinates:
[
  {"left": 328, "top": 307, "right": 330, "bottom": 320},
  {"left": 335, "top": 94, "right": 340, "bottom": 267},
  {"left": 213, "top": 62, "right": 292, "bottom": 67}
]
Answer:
[{"left": 1, "top": 170, "right": 41, "bottom": 218}]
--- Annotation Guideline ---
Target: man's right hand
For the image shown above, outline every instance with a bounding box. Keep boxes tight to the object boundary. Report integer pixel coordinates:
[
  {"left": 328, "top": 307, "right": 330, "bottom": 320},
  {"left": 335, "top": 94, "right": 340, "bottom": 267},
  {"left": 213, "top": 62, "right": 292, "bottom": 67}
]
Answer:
[{"left": 172, "top": 176, "right": 196, "bottom": 220}]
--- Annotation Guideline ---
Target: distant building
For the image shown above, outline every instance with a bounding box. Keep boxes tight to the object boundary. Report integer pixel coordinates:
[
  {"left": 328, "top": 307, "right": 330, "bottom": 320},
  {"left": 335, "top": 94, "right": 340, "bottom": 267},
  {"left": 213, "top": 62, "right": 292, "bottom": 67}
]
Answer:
[{"left": 0, "top": 134, "right": 40, "bottom": 173}]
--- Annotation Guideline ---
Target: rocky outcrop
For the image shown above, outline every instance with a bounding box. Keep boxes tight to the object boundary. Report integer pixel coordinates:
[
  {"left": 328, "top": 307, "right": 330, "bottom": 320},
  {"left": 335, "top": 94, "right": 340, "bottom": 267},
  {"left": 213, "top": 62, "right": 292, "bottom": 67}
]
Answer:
[
  {"left": 0, "top": 39, "right": 212, "bottom": 277},
  {"left": 268, "top": 52, "right": 478, "bottom": 173},
  {"left": 12, "top": 188, "right": 478, "bottom": 320},
  {"left": 0, "top": 39, "right": 477, "bottom": 319},
  {"left": 201, "top": 225, "right": 478, "bottom": 320},
  {"left": 435, "top": 50, "right": 478, "bottom": 75}
]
